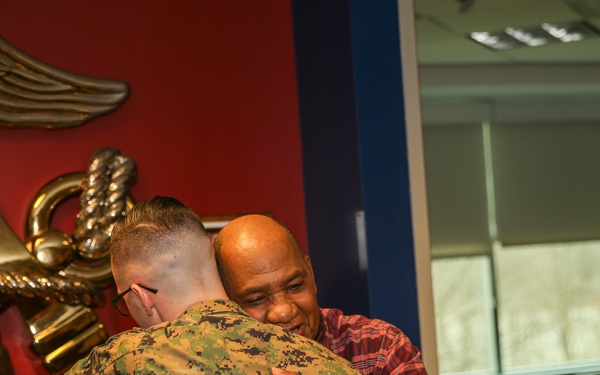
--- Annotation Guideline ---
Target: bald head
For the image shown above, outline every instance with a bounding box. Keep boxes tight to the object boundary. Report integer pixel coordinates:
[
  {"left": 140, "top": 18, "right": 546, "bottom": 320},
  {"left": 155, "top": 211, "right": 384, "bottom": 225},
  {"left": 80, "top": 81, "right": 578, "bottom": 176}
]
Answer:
[
  {"left": 214, "top": 215, "right": 302, "bottom": 284},
  {"left": 214, "top": 215, "right": 321, "bottom": 340}
]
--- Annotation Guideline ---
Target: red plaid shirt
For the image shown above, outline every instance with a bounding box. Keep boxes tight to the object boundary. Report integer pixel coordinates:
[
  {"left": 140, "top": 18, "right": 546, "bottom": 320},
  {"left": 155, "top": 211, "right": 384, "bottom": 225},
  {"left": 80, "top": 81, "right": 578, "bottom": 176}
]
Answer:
[{"left": 316, "top": 308, "right": 428, "bottom": 375}]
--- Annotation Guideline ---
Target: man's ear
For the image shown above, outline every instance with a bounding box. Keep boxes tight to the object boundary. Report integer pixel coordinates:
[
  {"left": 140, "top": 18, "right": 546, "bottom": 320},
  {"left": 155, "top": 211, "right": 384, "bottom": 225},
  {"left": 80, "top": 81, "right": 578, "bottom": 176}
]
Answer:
[
  {"left": 304, "top": 255, "right": 317, "bottom": 294},
  {"left": 131, "top": 284, "right": 156, "bottom": 316},
  {"left": 304, "top": 255, "right": 312, "bottom": 270}
]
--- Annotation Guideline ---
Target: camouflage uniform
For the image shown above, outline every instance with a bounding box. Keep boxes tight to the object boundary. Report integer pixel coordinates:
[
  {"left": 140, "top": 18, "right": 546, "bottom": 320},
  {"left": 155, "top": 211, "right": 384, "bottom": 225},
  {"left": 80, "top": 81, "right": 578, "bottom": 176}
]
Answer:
[{"left": 65, "top": 299, "right": 360, "bottom": 374}]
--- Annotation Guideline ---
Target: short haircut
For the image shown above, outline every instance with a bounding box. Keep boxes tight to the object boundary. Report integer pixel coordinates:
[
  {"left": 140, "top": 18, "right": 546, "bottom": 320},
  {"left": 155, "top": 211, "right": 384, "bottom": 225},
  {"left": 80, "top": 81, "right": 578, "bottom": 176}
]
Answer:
[{"left": 110, "top": 196, "right": 207, "bottom": 267}]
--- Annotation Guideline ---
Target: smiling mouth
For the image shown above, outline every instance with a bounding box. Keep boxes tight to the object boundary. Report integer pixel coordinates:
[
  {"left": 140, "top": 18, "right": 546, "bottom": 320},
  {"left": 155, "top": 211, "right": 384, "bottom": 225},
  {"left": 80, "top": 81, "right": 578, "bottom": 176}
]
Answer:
[{"left": 290, "top": 324, "right": 305, "bottom": 336}]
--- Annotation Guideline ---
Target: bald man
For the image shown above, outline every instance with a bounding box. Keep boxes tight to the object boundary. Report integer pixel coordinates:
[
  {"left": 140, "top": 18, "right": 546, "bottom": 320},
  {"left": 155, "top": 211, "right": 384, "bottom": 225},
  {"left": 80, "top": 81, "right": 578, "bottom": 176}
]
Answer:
[
  {"left": 214, "top": 215, "right": 427, "bottom": 375},
  {"left": 66, "top": 197, "right": 360, "bottom": 375}
]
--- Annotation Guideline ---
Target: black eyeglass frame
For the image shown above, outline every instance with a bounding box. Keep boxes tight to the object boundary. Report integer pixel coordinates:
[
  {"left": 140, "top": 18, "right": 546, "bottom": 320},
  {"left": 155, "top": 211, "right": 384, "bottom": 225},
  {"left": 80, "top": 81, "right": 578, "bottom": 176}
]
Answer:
[{"left": 111, "top": 283, "right": 158, "bottom": 316}]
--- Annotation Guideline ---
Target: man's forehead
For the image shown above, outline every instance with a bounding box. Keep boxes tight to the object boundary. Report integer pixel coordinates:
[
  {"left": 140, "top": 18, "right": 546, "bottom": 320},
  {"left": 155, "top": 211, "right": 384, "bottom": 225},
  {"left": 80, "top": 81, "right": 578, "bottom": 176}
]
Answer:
[
  {"left": 226, "top": 227, "right": 295, "bottom": 258},
  {"left": 238, "top": 242, "right": 302, "bottom": 272},
  {"left": 224, "top": 240, "right": 306, "bottom": 280}
]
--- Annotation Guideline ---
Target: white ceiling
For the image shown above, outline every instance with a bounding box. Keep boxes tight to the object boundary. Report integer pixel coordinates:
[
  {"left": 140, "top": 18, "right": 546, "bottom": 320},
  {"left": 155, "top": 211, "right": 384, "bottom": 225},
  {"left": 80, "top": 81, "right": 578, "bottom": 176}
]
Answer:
[
  {"left": 414, "top": 0, "right": 600, "bottom": 64},
  {"left": 414, "top": 0, "right": 600, "bottom": 101}
]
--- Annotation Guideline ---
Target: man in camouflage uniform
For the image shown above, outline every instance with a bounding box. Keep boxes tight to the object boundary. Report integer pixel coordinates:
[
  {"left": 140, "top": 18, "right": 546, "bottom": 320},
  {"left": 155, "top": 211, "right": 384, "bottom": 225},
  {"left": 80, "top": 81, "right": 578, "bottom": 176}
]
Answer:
[{"left": 65, "top": 196, "right": 360, "bottom": 375}]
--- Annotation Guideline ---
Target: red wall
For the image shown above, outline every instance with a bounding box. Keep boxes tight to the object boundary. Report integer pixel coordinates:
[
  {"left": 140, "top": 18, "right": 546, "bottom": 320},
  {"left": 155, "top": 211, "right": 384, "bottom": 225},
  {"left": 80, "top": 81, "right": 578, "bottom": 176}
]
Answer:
[{"left": 0, "top": 1, "right": 306, "bottom": 373}]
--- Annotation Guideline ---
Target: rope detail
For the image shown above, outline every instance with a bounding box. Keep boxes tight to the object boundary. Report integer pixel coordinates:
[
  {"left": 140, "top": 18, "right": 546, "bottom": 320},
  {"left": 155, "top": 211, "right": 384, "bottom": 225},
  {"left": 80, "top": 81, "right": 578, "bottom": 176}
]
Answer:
[{"left": 73, "top": 147, "right": 137, "bottom": 259}]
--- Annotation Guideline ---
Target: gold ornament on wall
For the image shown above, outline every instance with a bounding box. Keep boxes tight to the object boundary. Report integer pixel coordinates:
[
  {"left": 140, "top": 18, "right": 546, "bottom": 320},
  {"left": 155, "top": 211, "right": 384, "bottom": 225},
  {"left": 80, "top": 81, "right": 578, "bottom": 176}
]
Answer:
[
  {"left": 0, "top": 145, "right": 136, "bottom": 375},
  {"left": 26, "top": 149, "right": 137, "bottom": 287},
  {"left": 19, "top": 147, "right": 136, "bottom": 374},
  {"left": 0, "top": 34, "right": 132, "bottom": 373},
  {"left": 0, "top": 147, "right": 136, "bottom": 374},
  {"left": 0, "top": 35, "right": 129, "bottom": 129}
]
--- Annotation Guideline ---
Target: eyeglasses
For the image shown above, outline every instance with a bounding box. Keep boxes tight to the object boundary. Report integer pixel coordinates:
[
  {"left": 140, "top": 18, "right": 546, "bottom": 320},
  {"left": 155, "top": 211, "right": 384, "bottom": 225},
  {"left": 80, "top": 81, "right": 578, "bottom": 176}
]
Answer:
[{"left": 111, "top": 284, "right": 158, "bottom": 316}]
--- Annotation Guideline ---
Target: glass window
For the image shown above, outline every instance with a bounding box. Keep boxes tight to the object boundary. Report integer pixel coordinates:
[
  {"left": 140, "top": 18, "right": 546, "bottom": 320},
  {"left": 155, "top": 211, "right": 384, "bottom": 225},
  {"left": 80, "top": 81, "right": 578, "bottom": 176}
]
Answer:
[
  {"left": 496, "top": 241, "right": 600, "bottom": 373},
  {"left": 432, "top": 242, "right": 600, "bottom": 375},
  {"left": 432, "top": 256, "right": 497, "bottom": 374}
]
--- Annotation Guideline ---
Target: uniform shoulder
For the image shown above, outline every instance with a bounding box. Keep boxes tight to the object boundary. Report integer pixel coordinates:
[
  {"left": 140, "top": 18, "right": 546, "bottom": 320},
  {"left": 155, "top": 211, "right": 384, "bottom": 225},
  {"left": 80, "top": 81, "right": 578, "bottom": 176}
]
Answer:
[{"left": 65, "top": 328, "right": 148, "bottom": 374}]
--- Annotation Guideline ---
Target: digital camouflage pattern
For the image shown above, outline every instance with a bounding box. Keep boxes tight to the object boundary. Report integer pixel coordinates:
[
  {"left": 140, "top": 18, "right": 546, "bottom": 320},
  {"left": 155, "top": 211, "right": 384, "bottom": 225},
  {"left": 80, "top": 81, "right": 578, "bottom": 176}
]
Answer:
[{"left": 65, "top": 300, "right": 360, "bottom": 374}]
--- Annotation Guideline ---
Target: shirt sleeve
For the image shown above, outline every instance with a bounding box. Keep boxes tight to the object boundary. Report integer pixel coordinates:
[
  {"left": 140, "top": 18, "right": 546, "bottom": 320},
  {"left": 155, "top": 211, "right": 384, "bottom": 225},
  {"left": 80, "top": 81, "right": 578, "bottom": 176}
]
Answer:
[{"left": 376, "top": 323, "right": 428, "bottom": 375}]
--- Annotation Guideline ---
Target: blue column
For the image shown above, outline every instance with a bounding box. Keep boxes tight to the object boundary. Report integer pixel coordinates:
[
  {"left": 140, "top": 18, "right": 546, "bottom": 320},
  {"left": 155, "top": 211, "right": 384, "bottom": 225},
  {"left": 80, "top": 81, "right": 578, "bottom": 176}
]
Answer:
[
  {"left": 292, "top": 0, "right": 369, "bottom": 317},
  {"left": 293, "top": 0, "right": 421, "bottom": 347},
  {"left": 348, "top": 0, "right": 420, "bottom": 346}
]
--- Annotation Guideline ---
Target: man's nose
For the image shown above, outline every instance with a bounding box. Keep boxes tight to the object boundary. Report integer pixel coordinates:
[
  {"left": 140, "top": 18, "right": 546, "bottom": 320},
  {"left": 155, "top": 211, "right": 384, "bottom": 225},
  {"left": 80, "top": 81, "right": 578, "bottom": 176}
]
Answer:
[{"left": 266, "top": 297, "right": 297, "bottom": 325}]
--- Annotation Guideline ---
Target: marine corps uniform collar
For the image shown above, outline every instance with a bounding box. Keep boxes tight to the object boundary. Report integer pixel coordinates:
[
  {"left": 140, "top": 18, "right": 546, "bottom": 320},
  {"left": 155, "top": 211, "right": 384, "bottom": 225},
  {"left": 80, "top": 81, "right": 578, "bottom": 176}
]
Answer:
[{"left": 183, "top": 299, "right": 250, "bottom": 317}]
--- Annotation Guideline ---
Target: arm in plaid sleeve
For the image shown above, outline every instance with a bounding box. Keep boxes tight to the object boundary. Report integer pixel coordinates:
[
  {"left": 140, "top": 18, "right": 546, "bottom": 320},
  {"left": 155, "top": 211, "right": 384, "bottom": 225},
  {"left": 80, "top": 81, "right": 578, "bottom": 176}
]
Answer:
[{"left": 317, "top": 308, "right": 428, "bottom": 375}]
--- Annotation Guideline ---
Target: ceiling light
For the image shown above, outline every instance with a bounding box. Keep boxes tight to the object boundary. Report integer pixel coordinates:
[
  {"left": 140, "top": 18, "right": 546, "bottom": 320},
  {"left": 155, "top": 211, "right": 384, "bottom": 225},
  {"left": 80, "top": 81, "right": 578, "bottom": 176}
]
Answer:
[
  {"left": 469, "top": 20, "right": 600, "bottom": 50},
  {"left": 470, "top": 31, "right": 521, "bottom": 50},
  {"left": 541, "top": 22, "right": 592, "bottom": 42},
  {"left": 505, "top": 27, "right": 550, "bottom": 47}
]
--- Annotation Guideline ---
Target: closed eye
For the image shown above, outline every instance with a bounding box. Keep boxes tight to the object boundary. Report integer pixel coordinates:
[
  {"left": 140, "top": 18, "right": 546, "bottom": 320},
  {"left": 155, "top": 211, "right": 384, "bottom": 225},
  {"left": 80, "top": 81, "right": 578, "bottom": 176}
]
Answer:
[
  {"left": 244, "top": 296, "right": 266, "bottom": 306},
  {"left": 286, "top": 283, "right": 303, "bottom": 292}
]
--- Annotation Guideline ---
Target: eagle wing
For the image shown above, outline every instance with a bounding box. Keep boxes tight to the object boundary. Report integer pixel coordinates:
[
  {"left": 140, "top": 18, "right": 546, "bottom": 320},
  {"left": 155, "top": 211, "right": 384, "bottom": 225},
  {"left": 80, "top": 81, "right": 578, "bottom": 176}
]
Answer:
[{"left": 0, "top": 36, "right": 130, "bottom": 129}]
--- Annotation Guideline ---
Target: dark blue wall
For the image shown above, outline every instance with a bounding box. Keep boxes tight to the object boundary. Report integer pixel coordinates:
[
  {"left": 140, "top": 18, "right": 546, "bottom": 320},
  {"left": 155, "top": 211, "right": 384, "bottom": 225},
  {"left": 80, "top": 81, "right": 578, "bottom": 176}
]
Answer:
[
  {"left": 348, "top": 0, "right": 420, "bottom": 346},
  {"left": 292, "top": 0, "right": 421, "bottom": 348},
  {"left": 292, "top": 0, "right": 370, "bottom": 317}
]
